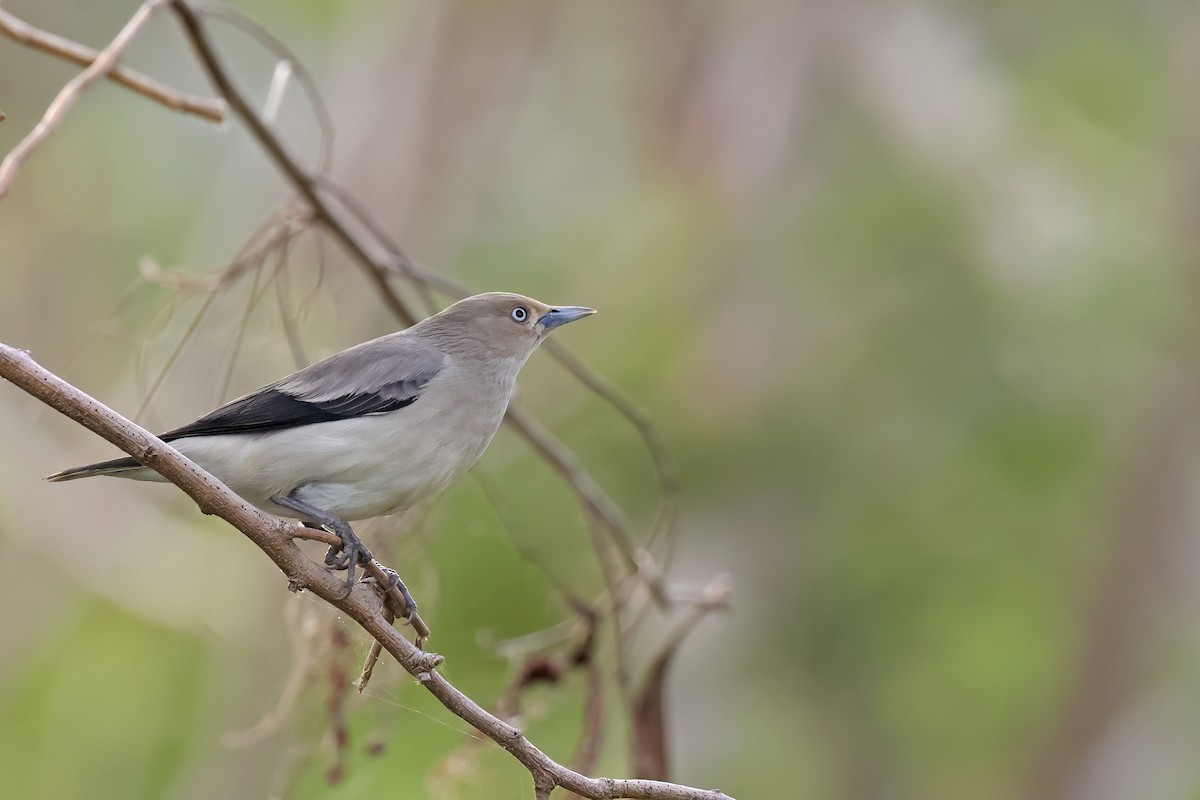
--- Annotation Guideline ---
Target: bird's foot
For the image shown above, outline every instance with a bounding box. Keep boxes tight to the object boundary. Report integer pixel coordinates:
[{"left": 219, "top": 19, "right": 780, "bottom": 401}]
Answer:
[
  {"left": 321, "top": 519, "right": 373, "bottom": 593},
  {"left": 363, "top": 566, "right": 418, "bottom": 621},
  {"left": 272, "top": 493, "right": 373, "bottom": 594}
]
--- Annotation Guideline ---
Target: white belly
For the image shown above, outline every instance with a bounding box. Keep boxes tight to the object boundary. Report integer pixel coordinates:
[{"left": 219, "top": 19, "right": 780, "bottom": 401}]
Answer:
[{"left": 171, "top": 385, "right": 506, "bottom": 520}]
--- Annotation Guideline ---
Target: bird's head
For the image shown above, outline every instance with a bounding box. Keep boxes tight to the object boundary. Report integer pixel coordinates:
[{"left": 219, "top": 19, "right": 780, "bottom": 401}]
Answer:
[{"left": 421, "top": 292, "right": 596, "bottom": 360}]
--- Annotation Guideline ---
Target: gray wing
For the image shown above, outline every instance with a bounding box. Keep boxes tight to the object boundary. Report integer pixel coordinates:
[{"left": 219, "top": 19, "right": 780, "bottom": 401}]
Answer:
[{"left": 162, "top": 334, "right": 445, "bottom": 441}]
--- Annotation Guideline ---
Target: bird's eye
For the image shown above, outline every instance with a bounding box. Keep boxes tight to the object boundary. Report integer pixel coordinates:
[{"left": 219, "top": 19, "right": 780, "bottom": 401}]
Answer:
[{"left": 511, "top": 306, "right": 528, "bottom": 323}]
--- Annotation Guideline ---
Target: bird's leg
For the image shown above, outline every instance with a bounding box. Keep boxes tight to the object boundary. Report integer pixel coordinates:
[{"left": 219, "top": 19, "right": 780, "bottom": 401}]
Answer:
[
  {"left": 298, "top": 518, "right": 351, "bottom": 568},
  {"left": 272, "top": 491, "right": 372, "bottom": 590}
]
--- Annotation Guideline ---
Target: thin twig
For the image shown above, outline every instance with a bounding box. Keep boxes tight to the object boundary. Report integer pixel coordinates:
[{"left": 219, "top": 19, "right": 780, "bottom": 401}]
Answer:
[
  {"left": 133, "top": 207, "right": 310, "bottom": 420},
  {"left": 356, "top": 609, "right": 391, "bottom": 692},
  {"left": 197, "top": 1, "right": 334, "bottom": 172},
  {"left": 507, "top": 405, "right": 668, "bottom": 605},
  {"left": 0, "top": 7, "right": 225, "bottom": 123},
  {"left": 274, "top": 237, "right": 310, "bottom": 368},
  {"left": 0, "top": 342, "right": 734, "bottom": 800},
  {"left": 540, "top": 338, "right": 681, "bottom": 560},
  {"left": 0, "top": 0, "right": 179, "bottom": 199},
  {"left": 631, "top": 575, "right": 732, "bottom": 779},
  {"left": 171, "top": 1, "right": 415, "bottom": 325}
]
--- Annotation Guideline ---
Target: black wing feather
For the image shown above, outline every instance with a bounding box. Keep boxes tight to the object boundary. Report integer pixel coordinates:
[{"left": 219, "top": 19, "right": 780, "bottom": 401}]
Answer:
[
  {"left": 160, "top": 389, "right": 420, "bottom": 441},
  {"left": 160, "top": 335, "right": 444, "bottom": 441}
]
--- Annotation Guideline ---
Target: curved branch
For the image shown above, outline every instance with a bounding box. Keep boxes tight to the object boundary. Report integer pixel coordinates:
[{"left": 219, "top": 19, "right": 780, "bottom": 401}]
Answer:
[{"left": 0, "top": 343, "right": 734, "bottom": 800}]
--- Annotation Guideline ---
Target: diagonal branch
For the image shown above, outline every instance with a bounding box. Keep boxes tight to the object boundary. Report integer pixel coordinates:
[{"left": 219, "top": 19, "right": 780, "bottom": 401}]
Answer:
[
  {"left": 0, "top": 344, "right": 734, "bottom": 800},
  {"left": 0, "top": 6, "right": 225, "bottom": 123}
]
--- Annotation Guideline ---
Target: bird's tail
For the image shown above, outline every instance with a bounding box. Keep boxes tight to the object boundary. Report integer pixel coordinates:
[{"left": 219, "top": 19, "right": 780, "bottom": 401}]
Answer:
[{"left": 45, "top": 455, "right": 142, "bottom": 482}]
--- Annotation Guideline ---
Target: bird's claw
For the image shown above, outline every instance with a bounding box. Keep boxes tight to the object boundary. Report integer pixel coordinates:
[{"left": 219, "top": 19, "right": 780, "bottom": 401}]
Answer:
[
  {"left": 323, "top": 545, "right": 350, "bottom": 570},
  {"left": 324, "top": 527, "right": 373, "bottom": 591},
  {"left": 367, "top": 566, "right": 418, "bottom": 621}
]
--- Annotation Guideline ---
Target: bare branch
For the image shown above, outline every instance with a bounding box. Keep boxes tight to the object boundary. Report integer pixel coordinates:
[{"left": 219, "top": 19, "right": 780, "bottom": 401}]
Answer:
[
  {"left": 0, "top": 7, "right": 225, "bottom": 123},
  {"left": 0, "top": 0, "right": 202, "bottom": 199},
  {"left": 572, "top": 661, "right": 607, "bottom": 781},
  {"left": 632, "top": 576, "right": 732, "bottom": 780},
  {"left": 507, "top": 405, "right": 668, "bottom": 603},
  {"left": 355, "top": 610, "right": 391, "bottom": 692},
  {"left": 0, "top": 343, "right": 734, "bottom": 800},
  {"left": 170, "top": 0, "right": 416, "bottom": 326},
  {"left": 197, "top": 1, "right": 335, "bottom": 172},
  {"left": 540, "top": 338, "right": 681, "bottom": 559}
]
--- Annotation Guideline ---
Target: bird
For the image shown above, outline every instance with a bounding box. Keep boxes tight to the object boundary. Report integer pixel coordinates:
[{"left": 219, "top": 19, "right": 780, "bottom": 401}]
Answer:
[{"left": 47, "top": 292, "right": 595, "bottom": 603}]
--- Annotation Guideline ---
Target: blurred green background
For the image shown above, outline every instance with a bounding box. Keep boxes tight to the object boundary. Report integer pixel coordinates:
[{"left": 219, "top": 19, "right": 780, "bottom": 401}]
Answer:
[{"left": 3, "top": 1, "right": 1200, "bottom": 798}]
